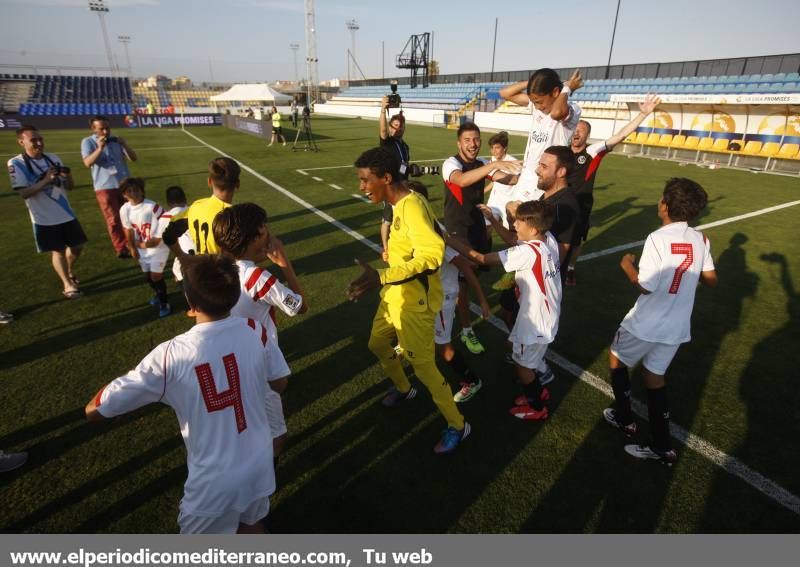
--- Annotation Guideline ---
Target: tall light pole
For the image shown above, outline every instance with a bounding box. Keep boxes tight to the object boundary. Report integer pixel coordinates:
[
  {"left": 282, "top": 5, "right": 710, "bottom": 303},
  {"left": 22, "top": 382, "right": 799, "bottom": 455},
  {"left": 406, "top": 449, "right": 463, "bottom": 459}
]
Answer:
[
  {"left": 118, "top": 35, "right": 132, "bottom": 77},
  {"left": 346, "top": 18, "right": 359, "bottom": 82},
  {"left": 304, "top": 0, "right": 319, "bottom": 107},
  {"left": 289, "top": 43, "right": 300, "bottom": 83},
  {"left": 88, "top": 1, "right": 116, "bottom": 72},
  {"left": 605, "top": 0, "right": 622, "bottom": 79}
]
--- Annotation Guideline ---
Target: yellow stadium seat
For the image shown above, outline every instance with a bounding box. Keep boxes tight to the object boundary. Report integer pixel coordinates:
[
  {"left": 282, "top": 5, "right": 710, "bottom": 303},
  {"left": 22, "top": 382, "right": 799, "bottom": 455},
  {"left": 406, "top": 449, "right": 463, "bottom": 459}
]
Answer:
[
  {"left": 698, "top": 137, "right": 714, "bottom": 150},
  {"left": 624, "top": 132, "right": 637, "bottom": 143},
  {"left": 776, "top": 143, "right": 800, "bottom": 159},
  {"left": 670, "top": 135, "right": 687, "bottom": 148},
  {"left": 682, "top": 136, "right": 700, "bottom": 149},
  {"left": 646, "top": 133, "right": 661, "bottom": 145},
  {"left": 657, "top": 134, "right": 673, "bottom": 146},
  {"left": 711, "top": 138, "right": 730, "bottom": 152},
  {"left": 759, "top": 142, "right": 780, "bottom": 157},
  {"left": 634, "top": 132, "right": 649, "bottom": 144},
  {"left": 742, "top": 141, "right": 763, "bottom": 155}
]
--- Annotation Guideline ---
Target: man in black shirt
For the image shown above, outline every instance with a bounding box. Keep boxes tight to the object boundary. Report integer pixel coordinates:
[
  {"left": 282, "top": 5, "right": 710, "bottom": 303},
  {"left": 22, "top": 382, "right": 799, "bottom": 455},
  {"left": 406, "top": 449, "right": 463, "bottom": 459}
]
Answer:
[{"left": 379, "top": 95, "right": 410, "bottom": 261}]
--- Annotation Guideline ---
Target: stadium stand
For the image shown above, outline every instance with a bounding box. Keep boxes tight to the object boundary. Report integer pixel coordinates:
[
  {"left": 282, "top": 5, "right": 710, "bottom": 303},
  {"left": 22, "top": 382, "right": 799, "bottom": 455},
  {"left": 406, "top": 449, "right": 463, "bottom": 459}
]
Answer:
[{"left": 132, "top": 84, "right": 220, "bottom": 111}]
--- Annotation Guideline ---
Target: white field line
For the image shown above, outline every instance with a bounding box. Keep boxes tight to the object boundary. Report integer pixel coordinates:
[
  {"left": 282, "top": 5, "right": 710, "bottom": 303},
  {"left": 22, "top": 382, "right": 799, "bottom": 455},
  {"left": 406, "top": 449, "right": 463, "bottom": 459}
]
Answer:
[
  {"left": 0, "top": 145, "right": 205, "bottom": 159},
  {"left": 182, "top": 129, "right": 380, "bottom": 254},
  {"left": 296, "top": 169, "right": 309, "bottom": 175},
  {"left": 312, "top": 176, "right": 324, "bottom": 182},
  {"left": 580, "top": 199, "right": 800, "bottom": 263},
  {"left": 295, "top": 155, "right": 491, "bottom": 175},
  {"left": 186, "top": 129, "right": 800, "bottom": 516},
  {"left": 329, "top": 184, "right": 344, "bottom": 191},
  {"left": 351, "top": 194, "right": 371, "bottom": 203}
]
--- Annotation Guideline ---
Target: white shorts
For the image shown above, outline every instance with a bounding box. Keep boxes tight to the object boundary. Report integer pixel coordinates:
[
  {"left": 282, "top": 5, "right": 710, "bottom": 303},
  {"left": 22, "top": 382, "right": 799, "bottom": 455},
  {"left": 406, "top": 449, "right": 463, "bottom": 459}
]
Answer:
[
  {"left": 486, "top": 183, "right": 516, "bottom": 228},
  {"left": 266, "top": 339, "right": 291, "bottom": 381},
  {"left": 265, "top": 387, "right": 287, "bottom": 438},
  {"left": 178, "top": 496, "right": 270, "bottom": 534},
  {"left": 512, "top": 342, "right": 548, "bottom": 370},
  {"left": 434, "top": 300, "right": 457, "bottom": 345},
  {"left": 610, "top": 327, "right": 680, "bottom": 376},
  {"left": 138, "top": 249, "right": 169, "bottom": 274}
]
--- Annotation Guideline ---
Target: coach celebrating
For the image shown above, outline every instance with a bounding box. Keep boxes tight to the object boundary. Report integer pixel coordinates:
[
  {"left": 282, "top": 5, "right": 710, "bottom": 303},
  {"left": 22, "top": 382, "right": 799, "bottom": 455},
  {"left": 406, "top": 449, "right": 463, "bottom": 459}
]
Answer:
[
  {"left": 81, "top": 115, "right": 138, "bottom": 258},
  {"left": 9, "top": 126, "right": 86, "bottom": 298}
]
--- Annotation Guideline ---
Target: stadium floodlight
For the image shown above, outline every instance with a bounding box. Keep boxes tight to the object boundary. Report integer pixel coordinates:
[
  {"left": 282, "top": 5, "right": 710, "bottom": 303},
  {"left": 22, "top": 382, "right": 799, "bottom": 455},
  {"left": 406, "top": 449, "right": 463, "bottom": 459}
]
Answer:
[
  {"left": 88, "top": 1, "right": 116, "bottom": 72},
  {"left": 304, "top": 0, "right": 319, "bottom": 107},
  {"left": 290, "top": 43, "right": 301, "bottom": 83},
  {"left": 346, "top": 18, "right": 359, "bottom": 82},
  {"left": 118, "top": 35, "right": 132, "bottom": 78}
]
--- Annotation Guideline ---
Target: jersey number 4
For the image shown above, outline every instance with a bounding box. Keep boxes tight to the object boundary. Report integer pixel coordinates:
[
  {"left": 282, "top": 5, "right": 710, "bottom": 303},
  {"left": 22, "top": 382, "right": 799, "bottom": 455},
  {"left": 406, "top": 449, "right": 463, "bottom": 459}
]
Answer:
[
  {"left": 195, "top": 353, "right": 247, "bottom": 433},
  {"left": 669, "top": 243, "right": 693, "bottom": 294}
]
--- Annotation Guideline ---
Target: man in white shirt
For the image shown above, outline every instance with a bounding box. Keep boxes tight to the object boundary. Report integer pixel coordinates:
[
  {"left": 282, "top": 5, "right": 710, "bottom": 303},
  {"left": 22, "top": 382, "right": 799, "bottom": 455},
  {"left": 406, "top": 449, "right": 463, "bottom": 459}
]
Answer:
[
  {"left": 85, "top": 254, "right": 282, "bottom": 534},
  {"left": 604, "top": 178, "right": 718, "bottom": 465},
  {"left": 499, "top": 68, "right": 583, "bottom": 202},
  {"left": 8, "top": 126, "right": 86, "bottom": 299}
]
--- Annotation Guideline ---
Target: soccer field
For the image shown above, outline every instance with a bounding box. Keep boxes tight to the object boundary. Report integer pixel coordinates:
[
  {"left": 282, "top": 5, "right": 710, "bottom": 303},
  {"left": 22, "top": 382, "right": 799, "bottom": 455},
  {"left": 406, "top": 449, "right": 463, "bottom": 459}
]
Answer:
[{"left": 1, "top": 116, "right": 799, "bottom": 533}]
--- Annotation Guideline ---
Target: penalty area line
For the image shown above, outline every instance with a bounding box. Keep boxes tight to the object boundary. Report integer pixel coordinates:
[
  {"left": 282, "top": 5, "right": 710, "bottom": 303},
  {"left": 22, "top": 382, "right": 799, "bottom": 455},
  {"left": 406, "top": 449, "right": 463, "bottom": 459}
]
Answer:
[{"left": 184, "top": 128, "right": 800, "bottom": 517}]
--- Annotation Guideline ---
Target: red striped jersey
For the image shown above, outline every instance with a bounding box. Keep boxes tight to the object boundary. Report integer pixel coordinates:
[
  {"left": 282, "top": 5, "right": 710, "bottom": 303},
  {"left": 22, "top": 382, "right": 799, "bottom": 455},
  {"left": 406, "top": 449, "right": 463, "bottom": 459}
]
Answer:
[
  {"left": 120, "top": 198, "right": 164, "bottom": 244},
  {"left": 498, "top": 233, "right": 562, "bottom": 344},
  {"left": 570, "top": 141, "right": 610, "bottom": 196}
]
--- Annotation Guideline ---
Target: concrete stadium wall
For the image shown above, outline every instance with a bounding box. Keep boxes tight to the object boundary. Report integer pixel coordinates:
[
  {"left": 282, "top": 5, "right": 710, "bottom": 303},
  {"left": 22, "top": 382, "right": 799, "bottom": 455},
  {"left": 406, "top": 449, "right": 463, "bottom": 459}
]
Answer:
[{"left": 315, "top": 103, "right": 446, "bottom": 126}]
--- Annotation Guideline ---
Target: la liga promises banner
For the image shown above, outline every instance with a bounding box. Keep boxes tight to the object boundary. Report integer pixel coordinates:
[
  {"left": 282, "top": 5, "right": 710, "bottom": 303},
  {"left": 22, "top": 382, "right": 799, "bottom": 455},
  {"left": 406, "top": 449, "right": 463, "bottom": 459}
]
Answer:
[{"left": 124, "top": 114, "right": 222, "bottom": 128}]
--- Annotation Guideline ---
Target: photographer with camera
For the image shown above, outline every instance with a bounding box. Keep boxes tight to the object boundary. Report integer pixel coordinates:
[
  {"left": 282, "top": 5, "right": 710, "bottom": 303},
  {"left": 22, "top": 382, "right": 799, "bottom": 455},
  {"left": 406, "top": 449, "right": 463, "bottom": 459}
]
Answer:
[
  {"left": 378, "top": 83, "right": 410, "bottom": 261},
  {"left": 9, "top": 126, "right": 86, "bottom": 299},
  {"left": 81, "top": 116, "right": 138, "bottom": 258}
]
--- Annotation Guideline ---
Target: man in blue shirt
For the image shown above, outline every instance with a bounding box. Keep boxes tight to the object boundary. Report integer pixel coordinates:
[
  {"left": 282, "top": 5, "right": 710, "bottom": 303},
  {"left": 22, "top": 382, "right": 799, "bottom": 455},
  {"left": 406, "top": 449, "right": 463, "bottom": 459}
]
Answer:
[{"left": 81, "top": 116, "right": 138, "bottom": 258}]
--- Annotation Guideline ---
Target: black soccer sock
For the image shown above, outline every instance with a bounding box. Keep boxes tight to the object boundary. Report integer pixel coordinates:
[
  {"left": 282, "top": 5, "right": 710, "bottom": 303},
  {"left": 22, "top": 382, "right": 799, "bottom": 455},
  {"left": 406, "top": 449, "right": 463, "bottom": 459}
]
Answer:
[
  {"left": 152, "top": 278, "right": 168, "bottom": 306},
  {"left": 448, "top": 350, "right": 473, "bottom": 382},
  {"left": 522, "top": 379, "right": 544, "bottom": 410},
  {"left": 610, "top": 367, "right": 634, "bottom": 424},
  {"left": 144, "top": 273, "right": 154, "bottom": 287},
  {"left": 647, "top": 386, "right": 672, "bottom": 453}
]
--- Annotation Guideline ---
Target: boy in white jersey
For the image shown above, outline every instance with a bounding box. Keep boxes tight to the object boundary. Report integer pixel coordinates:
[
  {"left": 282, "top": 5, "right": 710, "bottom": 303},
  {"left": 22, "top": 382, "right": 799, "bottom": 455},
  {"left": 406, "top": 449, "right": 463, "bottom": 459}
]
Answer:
[
  {"left": 409, "top": 182, "right": 490, "bottom": 403},
  {"left": 604, "top": 178, "right": 717, "bottom": 465},
  {"left": 85, "top": 254, "right": 283, "bottom": 533},
  {"left": 499, "top": 68, "right": 583, "bottom": 202},
  {"left": 484, "top": 131, "right": 519, "bottom": 230},
  {"left": 447, "top": 201, "right": 562, "bottom": 420},
  {"left": 158, "top": 186, "right": 194, "bottom": 284},
  {"left": 119, "top": 177, "right": 171, "bottom": 317}
]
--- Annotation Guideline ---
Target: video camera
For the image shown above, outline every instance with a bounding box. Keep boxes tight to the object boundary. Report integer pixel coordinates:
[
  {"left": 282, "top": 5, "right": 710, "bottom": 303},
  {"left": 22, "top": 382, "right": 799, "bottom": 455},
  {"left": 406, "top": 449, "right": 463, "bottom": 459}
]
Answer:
[
  {"left": 38, "top": 165, "right": 71, "bottom": 187},
  {"left": 387, "top": 82, "right": 401, "bottom": 108},
  {"left": 408, "top": 163, "right": 439, "bottom": 177}
]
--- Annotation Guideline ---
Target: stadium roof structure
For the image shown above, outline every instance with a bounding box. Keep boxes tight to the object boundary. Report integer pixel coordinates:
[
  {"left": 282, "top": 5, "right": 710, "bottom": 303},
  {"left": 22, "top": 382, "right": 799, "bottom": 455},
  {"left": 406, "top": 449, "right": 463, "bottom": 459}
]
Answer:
[{"left": 210, "top": 83, "right": 292, "bottom": 103}]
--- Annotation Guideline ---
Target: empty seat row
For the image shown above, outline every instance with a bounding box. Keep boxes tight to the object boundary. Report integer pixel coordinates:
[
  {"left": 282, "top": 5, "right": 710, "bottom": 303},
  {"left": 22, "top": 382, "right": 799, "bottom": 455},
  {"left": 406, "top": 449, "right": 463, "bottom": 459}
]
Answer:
[
  {"left": 19, "top": 102, "right": 133, "bottom": 116},
  {"left": 624, "top": 132, "right": 800, "bottom": 159}
]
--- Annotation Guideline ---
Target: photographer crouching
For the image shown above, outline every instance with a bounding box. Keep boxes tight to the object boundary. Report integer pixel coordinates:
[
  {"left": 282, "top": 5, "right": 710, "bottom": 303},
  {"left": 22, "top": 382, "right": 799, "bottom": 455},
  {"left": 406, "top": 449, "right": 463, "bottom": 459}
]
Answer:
[{"left": 81, "top": 115, "right": 138, "bottom": 258}]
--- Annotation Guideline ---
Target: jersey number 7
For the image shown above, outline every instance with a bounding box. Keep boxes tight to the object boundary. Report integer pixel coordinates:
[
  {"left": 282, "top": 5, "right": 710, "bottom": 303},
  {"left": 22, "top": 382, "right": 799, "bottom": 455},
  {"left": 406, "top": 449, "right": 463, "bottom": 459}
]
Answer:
[
  {"left": 669, "top": 243, "right": 693, "bottom": 294},
  {"left": 195, "top": 353, "right": 247, "bottom": 433}
]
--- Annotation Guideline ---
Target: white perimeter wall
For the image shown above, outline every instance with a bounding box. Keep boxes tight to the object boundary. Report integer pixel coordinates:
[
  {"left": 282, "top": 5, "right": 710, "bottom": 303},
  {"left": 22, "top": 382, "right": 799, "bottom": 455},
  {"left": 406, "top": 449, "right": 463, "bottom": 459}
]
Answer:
[
  {"left": 316, "top": 103, "right": 446, "bottom": 126},
  {"left": 474, "top": 111, "right": 627, "bottom": 140}
]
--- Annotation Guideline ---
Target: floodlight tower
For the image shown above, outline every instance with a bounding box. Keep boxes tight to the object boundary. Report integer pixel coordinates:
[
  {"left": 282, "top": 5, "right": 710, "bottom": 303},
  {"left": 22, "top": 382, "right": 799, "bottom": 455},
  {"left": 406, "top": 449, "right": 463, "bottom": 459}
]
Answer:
[
  {"left": 88, "top": 1, "right": 116, "bottom": 72},
  {"left": 346, "top": 18, "right": 359, "bottom": 82},
  {"left": 118, "top": 35, "right": 132, "bottom": 77},
  {"left": 304, "top": 0, "right": 319, "bottom": 107},
  {"left": 289, "top": 43, "right": 301, "bottom": 83}
]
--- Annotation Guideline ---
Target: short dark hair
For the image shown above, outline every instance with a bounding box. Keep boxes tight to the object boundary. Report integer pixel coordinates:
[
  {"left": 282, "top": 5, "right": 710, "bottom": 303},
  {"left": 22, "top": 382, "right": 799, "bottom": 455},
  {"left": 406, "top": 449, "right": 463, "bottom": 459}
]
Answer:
[
  {"left": 488, "top": 131, "right": 509, "bottom": 148},
  {"left": 89, "top": 115, "right": 109, "bottom": 127},
  {"left": 578, "top": 120, "right": 592, "bottom": 137},
  {"left": 165, "top": 185, "right": 186, "bottom": 206},
  {"left": 354, "top": 147, "right": 400, "bottom": 182},
  {"left": 457, "top": 122, "right": 480, "bottom": 139},
  {"left": 389, "top": 113, "right": 405, "bottom": 126},
  {"left": 662, "top": 178, "right": 708, "bottom": 222},
  {"left": 213, "top": 202, "right": 268, "bottom": 258},
  {"left": 181, "top": 254, "right": 241, "bottom": 318},
  {"left": 119, "top": 177, "right": 145, "bottom": 194},
  {"left": 515, "top": 200, "right": 555, "bottom": 233},
  {"left": 208, "top": 157, "right": 241, "bottom": 191},
  {"left": 543, "top": 145, "right": 575, "bottom": 177},
  {"left": 407, "top": 180, "right": 428, "bottom": 200},
  {"left": 15, "top": 125, "right": 38, "bottom": 139},
  {"left": 527, "top": 68, "right": 562, "bottom": 96}
]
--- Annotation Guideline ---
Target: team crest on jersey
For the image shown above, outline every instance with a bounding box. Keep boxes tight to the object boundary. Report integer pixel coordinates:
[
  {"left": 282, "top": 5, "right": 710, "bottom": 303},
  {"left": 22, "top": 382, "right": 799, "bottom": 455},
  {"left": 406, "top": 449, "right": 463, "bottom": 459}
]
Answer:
[
  {"left": 283, "top": 295, "right": 301, "bottom": 311},
  {"left": 393, "top": 217, "right": 400, "bottom": 230},
  {"left": 577, "top": 155, "right": 587, "bottom": 165},
  {"left": 7, "top": 164, "right": 15, "bottom": 174}
]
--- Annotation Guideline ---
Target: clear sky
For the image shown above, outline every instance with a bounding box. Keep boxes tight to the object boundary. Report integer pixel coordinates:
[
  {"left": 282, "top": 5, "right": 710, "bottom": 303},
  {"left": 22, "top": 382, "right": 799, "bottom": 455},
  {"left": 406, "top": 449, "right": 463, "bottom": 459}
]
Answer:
[{"left": 1, "top": 0, "right": 799, "bottom": 84}]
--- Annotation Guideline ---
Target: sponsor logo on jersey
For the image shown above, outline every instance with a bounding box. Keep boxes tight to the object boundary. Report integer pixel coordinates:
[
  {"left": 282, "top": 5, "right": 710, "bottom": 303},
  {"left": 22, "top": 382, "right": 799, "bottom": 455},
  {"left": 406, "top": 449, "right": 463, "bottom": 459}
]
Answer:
[
  {"left": 283, "top": 295, "right": 301, "bottom": 311},
  {"left": 393, "top": 217, "right": 401, "bottom": 231}
]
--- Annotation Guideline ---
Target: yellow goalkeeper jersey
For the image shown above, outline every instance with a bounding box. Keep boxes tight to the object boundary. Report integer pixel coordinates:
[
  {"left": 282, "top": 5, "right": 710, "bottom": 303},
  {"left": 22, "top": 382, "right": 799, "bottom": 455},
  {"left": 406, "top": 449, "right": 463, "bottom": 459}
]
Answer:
[{"left": 377, "top": 191, "right": 444, "bottom": 313}]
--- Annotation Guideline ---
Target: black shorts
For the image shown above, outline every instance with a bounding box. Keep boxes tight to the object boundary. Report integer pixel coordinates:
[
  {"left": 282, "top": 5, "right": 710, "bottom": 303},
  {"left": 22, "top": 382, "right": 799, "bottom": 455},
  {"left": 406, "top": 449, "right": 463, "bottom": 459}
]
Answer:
[
  {"left": 272, "top": 126, "right": 282, "bottom": 134},
  {"left": 34, "top": 219, "right": 88, "bottom": 253},
  {"left": 450, "top": 222, "right": 491, "bottom": 254}
]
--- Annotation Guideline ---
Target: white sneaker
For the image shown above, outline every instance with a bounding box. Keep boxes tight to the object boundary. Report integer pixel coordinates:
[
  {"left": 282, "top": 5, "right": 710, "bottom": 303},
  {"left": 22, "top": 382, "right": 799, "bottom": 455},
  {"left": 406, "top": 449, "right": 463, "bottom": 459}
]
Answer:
[
  {"left": 0, "top": 450, "right": 28, "bottom": 472},
  {"left": 624, "top": 444, "right": 677, "bottom": 466}
]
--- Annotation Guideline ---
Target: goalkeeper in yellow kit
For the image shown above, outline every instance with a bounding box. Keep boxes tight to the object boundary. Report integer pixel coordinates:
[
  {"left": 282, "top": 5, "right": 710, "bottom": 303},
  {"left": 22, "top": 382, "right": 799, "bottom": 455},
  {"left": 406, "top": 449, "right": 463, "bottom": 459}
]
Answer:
[{"left": 348, "top": 147, "right": 470, "bottom": 454}]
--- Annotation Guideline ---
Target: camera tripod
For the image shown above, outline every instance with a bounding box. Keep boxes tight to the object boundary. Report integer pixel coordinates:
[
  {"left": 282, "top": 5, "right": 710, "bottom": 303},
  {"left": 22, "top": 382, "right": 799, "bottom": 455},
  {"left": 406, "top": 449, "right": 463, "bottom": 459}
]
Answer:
[{"left": 292, "top": 114, "right": 319, "bottom": 152}]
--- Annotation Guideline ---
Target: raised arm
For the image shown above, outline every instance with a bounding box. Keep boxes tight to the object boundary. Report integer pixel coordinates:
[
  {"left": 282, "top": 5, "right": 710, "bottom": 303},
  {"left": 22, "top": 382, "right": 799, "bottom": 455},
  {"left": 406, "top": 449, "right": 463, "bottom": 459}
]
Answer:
[
  {"left": 605, "top": 94, "right": 661, "bottom": 150},
  {"left": 379, "top": 96, "right": 390, "bottom": 140},
  {"left": 550, "top": 69, "right": 583, "bottom": 122},
  {"left": 499, "top": 80, "right": 531, "bottom": 107}
]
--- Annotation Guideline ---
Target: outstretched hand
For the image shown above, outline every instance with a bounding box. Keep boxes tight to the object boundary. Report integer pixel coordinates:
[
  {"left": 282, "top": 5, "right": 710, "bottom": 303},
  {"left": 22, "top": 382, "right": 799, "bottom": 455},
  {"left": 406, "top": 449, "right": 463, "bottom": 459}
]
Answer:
[
  {"left": 566, "top": 69, "right": 584, "bottom": 91},
  {"left": 346, "top": 258, "right": 380, "bottom": 301},
  {"left": 639, "top": 93, "right": 661, "bottom": 114}
]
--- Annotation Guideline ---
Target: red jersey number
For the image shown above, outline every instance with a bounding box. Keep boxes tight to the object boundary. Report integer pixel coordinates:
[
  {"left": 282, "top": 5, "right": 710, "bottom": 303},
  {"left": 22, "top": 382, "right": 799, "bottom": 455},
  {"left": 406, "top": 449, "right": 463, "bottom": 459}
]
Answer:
[
  {"left": 194, "top": 353, "right": 247, "bottom": 433},
  {"left": 669, "top": 243, "right": 693, "bottom": 294}
]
